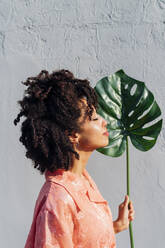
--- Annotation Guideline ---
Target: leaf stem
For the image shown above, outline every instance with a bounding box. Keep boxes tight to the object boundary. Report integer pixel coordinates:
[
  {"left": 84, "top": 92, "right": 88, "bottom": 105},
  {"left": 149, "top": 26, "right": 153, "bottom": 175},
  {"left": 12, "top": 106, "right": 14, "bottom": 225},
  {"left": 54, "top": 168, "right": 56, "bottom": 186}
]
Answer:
[{"left": 126, "top": 136, "right": 135, "bottom": 248}]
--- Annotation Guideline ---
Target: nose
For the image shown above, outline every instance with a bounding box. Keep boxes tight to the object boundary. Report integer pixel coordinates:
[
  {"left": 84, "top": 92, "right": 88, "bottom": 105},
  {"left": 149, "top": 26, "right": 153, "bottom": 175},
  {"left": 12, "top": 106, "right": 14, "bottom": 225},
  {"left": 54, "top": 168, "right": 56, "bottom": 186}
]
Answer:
[{"left": 102, "top": 117, "right": 107, "bottom": 128}]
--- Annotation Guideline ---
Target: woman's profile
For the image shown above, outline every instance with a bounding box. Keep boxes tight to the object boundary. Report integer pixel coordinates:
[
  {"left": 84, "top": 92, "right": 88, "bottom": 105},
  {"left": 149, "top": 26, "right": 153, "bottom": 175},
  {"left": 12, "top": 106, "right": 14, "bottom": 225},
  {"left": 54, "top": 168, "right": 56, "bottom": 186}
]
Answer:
[{"left": 14, "top": 69, "right": 135, "bottom": 248}]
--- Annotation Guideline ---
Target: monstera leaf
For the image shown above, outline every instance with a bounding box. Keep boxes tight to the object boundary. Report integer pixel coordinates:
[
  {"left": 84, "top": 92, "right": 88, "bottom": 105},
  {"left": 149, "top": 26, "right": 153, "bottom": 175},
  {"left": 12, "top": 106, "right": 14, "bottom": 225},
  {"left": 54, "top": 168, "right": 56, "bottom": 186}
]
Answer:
[
  {"left": 94, "top": 70, "right": 163, "bottom": 248},
  {"left": 94, "top": 69, "right": 163, "bottom": 157}
]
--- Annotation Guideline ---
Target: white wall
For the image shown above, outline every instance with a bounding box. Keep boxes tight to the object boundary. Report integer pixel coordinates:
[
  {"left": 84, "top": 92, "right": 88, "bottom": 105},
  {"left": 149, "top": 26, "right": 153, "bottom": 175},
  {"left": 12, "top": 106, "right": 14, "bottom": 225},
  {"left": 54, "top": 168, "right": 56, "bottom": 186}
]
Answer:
[{"left": 0, "top": 0, "right": 165, "bottom": 247}]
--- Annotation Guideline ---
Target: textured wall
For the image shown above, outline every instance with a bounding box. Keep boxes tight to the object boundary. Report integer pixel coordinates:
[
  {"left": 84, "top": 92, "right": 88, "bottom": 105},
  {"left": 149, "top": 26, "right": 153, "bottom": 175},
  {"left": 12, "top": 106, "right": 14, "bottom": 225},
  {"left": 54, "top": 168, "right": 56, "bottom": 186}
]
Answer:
[{"left": 0, "top": 0, "right": 165, "bottom": 247}]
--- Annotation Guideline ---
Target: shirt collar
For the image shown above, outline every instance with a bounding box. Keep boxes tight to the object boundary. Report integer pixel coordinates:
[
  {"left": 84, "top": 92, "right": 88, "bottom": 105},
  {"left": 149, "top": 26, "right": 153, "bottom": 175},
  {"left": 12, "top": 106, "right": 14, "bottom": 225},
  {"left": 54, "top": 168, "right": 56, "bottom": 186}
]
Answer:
[{"left": 45, "top": 168, "right": 107, "bottom": 211}]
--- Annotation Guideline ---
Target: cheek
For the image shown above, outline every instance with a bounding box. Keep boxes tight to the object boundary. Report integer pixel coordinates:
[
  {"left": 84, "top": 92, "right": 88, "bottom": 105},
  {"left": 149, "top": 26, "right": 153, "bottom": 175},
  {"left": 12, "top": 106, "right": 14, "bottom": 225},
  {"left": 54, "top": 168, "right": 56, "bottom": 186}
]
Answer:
[
  {"left": 88, "top": 123, "right": 101, "bottom": 135},
  {"left": 82, "top": 125, "right": 102, "bottom": 142},
  {"left": 92, "top": 122, "right": 103, "bottom": 133}
]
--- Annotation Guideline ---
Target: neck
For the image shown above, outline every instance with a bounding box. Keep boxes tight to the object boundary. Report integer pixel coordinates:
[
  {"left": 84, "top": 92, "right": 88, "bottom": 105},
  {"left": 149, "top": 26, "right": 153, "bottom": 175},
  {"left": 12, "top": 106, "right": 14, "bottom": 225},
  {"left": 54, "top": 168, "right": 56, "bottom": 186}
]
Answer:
[{"left": 69, "top": 147, "right": 92, "bottom": 176}]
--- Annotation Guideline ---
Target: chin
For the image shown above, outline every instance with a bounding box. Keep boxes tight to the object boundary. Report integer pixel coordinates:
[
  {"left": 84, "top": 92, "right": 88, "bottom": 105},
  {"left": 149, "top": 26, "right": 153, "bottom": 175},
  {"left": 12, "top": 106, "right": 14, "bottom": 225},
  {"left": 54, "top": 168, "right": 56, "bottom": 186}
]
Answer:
[
  {"left": 104, "top": 138, "right": 109, "bottom": 147},
  {"left": 98, "top": 140, "right": 109, "bottom": 149}
]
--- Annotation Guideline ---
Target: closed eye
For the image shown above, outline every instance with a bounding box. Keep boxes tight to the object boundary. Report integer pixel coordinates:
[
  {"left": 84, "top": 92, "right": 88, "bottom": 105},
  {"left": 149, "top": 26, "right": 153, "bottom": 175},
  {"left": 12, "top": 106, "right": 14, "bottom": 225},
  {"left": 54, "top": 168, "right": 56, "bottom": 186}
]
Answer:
[{"left": 93, "top": 118, "right": 99, "bottom": 121}]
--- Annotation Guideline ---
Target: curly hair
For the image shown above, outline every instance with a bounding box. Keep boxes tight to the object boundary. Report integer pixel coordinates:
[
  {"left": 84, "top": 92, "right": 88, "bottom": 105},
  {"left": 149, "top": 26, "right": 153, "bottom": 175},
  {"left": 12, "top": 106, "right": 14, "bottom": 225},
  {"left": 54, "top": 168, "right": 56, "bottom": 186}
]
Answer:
[{"left": 13, "top": 69, "right": 98, "bottom": 174}]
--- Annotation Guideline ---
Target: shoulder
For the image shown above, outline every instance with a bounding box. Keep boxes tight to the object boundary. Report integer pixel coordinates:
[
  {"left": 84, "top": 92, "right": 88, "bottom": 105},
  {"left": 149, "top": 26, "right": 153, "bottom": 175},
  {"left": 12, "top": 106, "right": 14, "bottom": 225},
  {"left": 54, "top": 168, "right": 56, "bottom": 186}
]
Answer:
[{"left": 36, "top": 181, "right": 77, "bottom": 214}]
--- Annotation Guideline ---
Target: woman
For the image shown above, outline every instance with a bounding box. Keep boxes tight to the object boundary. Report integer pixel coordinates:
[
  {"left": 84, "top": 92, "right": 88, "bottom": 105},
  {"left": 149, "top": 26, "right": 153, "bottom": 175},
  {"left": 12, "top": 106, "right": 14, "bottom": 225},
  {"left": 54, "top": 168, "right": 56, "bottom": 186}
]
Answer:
[{"left": 14, "top": 69, "right": 135, "bottom": 248}]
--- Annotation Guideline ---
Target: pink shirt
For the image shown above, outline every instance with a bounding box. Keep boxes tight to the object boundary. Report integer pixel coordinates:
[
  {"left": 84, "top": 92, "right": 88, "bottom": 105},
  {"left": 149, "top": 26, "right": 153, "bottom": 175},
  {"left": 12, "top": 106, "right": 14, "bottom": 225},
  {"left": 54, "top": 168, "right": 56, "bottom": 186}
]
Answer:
[{"left": 24, "top": 168, "right": 116, "bottom": 248}]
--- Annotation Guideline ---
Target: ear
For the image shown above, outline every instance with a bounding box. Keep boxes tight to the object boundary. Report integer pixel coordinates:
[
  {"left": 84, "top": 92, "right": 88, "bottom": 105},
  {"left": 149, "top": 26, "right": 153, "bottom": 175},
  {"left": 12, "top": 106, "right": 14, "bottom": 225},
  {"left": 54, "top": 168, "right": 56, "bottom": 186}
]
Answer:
[{"left": 65, "top": 130, "right": 79, "bottom": 144}]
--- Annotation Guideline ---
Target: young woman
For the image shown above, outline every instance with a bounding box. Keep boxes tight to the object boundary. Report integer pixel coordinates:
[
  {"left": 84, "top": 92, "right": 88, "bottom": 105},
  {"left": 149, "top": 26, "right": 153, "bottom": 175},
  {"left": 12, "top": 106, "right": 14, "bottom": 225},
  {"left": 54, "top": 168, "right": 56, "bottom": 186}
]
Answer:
[{"left": 14, "top": 69, "right": 135, "bottom": 248}]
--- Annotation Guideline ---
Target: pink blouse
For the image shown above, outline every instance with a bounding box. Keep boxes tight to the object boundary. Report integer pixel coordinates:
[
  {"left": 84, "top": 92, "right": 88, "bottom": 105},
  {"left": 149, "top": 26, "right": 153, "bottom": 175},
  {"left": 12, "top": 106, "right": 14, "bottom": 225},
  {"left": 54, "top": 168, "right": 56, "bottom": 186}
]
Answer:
[{"left": 24, "top": 168, "right": 116, "bottom": 248}]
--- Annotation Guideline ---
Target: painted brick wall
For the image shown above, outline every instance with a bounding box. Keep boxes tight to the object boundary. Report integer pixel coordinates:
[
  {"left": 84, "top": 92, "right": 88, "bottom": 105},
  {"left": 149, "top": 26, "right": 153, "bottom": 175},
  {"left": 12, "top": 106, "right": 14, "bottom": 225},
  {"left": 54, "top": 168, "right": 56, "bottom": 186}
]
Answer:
[{"left": 0, "top": 0, "right": 165, "bottom": 247}]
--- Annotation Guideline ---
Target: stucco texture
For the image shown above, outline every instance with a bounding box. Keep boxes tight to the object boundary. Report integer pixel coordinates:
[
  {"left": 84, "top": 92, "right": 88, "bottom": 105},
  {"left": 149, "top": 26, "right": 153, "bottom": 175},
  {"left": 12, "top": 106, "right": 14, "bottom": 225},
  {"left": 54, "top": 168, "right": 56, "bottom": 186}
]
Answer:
[{"left": 0, "top": 0, "right": 165, "bottom": 247}]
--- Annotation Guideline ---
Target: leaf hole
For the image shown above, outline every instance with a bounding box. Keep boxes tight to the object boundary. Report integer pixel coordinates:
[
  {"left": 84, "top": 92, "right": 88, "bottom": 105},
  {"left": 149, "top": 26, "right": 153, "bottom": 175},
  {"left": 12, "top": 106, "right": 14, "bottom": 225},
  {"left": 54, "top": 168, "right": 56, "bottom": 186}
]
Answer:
[
  {"left": 128, "top": 110, "right": 134, "bottom": 117},
  {"left": 142, "top": 136, "right": 155, "bottom": 140},
  {"left": 130, "top": 84, "right": 137, "bottom": 96},
  {"left": 142, "top": 117, "right": 162, "bottom": 128},
  {"left": 124, "top": 84, "right": 128, "bottom": 89},
  {"left": 137, "top": 101, "right": 155, "bottom": 120},
  {"left": 135, "top": 100, "right": 141, "bottom": 108}
]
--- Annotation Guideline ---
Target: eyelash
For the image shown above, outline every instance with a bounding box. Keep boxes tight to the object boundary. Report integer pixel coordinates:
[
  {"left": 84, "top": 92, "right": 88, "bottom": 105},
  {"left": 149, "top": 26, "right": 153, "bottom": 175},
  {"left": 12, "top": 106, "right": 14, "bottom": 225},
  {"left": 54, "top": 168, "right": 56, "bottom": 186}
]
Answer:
[{"left": 93, "top": 118, "right": 98, "bottom": 121}]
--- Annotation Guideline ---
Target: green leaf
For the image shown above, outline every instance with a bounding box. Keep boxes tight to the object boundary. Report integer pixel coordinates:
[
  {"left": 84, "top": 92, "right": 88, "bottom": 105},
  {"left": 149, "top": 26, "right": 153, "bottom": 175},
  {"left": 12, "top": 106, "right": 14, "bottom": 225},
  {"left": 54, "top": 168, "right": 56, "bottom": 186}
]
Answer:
[{"left": 94, "top": 70, "right": 163, "bottom": 157}]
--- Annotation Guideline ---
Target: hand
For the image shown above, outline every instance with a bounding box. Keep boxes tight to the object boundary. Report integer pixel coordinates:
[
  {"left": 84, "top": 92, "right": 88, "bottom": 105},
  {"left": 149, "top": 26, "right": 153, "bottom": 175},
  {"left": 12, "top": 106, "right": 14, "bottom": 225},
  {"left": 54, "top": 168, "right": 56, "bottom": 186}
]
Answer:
[{"left": 113, "top": 195, "right": 135, "bottom": 234}]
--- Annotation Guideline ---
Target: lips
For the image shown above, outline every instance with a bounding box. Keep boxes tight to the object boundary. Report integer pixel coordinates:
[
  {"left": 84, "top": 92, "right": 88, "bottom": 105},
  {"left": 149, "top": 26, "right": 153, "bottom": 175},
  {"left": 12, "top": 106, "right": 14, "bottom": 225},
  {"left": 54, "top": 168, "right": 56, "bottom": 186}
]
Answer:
[
  {"left": 103, "top": 130, "right": 109, "bottom": 136},
  {"left": 103, "top": 129, "right": 108, "bottom": 133}
]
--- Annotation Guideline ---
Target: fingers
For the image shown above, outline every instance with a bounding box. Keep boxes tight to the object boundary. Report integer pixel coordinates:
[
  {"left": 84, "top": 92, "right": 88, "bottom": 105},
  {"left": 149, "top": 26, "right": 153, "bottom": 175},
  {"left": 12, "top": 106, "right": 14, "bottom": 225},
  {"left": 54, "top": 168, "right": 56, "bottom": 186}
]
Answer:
[
  {"left": 128, "top": 200, "right": 132, "bottom": 210},
  {"left": 124, "top": 196, "right": 135, "bottom": 215},
  {"left": 129, "top": 201, "right": 134, "bottom": 211},
  {"left": 118, "top": 195, "right": 135, "bottom": 223},
  {"left": 128, "top": 204, "right": 135, "bottom": 221},
  {"left": 123, "top": 195, "right": 130, "bottom": 208},
  {"left": 126, "top": 197, "right": 134, "bottom": 211},
  {"left": 128, "top": 212, "right": 135, "bottom": 221},
  {"left": 124, "top": 195, "right": 129, "bottom": 204},
  {"left": 119, "top": 195, "right": 130, "bottom": 209},
  {"left": 129, "top": 215, "right": 135, "bottom": 221},
  {"left": 119, "top": 196, "right": 135, "bottom": 212}
]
